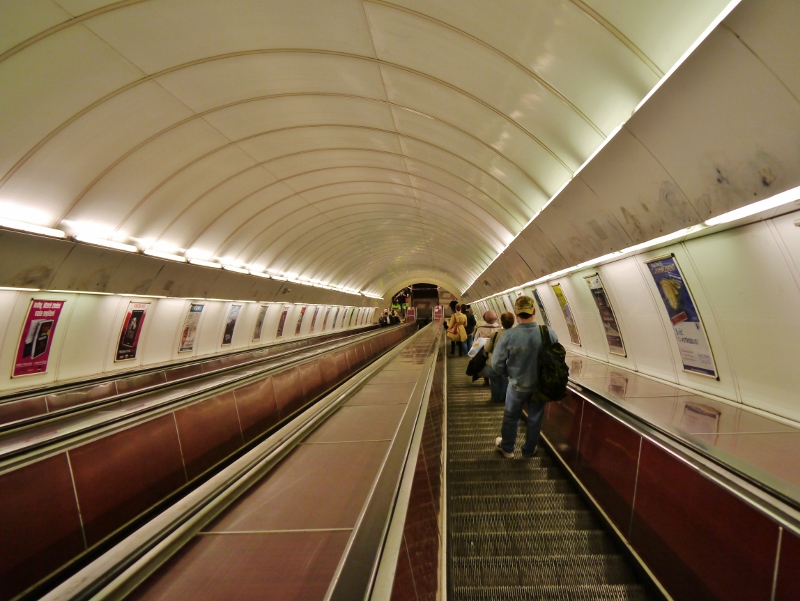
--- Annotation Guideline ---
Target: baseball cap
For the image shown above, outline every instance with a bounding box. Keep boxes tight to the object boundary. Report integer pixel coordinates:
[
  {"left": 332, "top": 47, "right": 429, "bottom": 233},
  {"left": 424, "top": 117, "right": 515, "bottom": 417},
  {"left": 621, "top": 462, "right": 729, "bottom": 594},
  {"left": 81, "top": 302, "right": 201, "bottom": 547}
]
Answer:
[{"left": 514, "top": 295, "right": 535, "bottom": 315}]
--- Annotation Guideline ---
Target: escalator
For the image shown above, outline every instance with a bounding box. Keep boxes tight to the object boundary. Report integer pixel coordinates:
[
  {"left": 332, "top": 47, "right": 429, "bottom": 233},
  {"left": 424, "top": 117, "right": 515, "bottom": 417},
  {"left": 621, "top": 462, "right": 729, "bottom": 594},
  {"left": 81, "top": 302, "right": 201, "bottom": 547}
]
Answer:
[{"left": 446, "top": 356, "right": 656, "bottom": 601}]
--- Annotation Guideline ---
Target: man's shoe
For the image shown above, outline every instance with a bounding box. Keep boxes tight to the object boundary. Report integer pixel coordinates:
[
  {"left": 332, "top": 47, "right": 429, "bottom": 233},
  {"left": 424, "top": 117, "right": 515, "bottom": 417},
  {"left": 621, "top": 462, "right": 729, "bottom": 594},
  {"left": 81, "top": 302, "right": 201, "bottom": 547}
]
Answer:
[
  {"left": 522, "top": 446, "right": 538, "bottom": 459},
  {"left": 495, "top": 437, "right": 513, "bottom": 459}
]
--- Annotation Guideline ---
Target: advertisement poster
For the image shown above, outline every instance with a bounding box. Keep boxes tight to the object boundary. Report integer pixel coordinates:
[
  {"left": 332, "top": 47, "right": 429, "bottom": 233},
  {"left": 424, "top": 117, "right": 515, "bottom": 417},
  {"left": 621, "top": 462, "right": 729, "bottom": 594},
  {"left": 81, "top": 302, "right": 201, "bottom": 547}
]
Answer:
[
  {"left": 295, "top": 306, "right": 307, "bottom": 335},
  {"left": 503, "top": 295, "right": 514, "bottom": 313},
  {"left": 13, "top": 299, "right": 66, "bottom": 377},
  {"left": 552, "top": 284, "right": 581, "bottom": 345},
  {"left": 322, "top": 307, "right": 331, "bottom": 331},
  {"left": 407, "top": 306, "right": 416, "bottom": 322},
  {"left": 350, "top": 308, "right": 358, "bottom": 327},
  {"left": 179, "top": 303, "right": 204, "bottom": 352},
  {"left": 309, "top": 307, "right": 320, "bottom": 333},
  {"left": 433, "top": 305, "right": 443, "bottom": 320},
  {"left": 646, "top": 255, "right": 717, "bottom": 377},
  {"left": 332, "top": 308, "right": 341, "bottom": 329},
  {"left": 115, "top": 302, "right": 149, "bottom": 362},
  {"left": 252, "top": 305, "right": 269, "bottom": 342},
  {"left": 532, "top": 289, "right": 551, "bottom": 327},
  {"left": 584, "top": 274, "right": 625, "bottom": 356},
  {"left": 276, "top": 305, "right": 291, "bottom": 338},
  {"left": 222, "top": 304, "right": 242, "bottom": 346}
]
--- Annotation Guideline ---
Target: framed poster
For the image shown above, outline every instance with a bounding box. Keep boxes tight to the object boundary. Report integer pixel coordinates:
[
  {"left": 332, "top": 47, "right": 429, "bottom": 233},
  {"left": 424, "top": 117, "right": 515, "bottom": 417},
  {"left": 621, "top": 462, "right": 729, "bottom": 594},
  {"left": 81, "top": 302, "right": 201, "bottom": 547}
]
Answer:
[
  {"left": 252, "top": 304, "right": 269, "bottom": 342},
  {"left": 276, "top": 304, "right": 290, "bottom": 338},
  {"left": 406, "top": 307, "right": 416, "bottom": 322},
  {"left": 309, "top": 306, "right": 320, "bottom": 333},
  {"left": 322, "top": 307, "right": 331, "bottom": 331},
  {"left": 222, "top": 304, "right": 242, "bottom": 346},
  {"left": 503, "top": 295, "right": 515, "bottom": 313},
  {"left": 179, "top": 303, "right": 204, "bottom": 352},
  {"left": 332, "top": 307, "right": 341, "bottom": 329},
  {"left": 433, "top": 305, "right": 443, "bottom": 320},
  {"left": 551, "top": 284, "right": 581, "bottom": 345},
  {"left": 532, "top": 289, "right": 551, "bottom": 327},
  {"left": 116, "top": 302, "right": 149, "bottom": 361},
  {"left": 646, "top": 255, "right": 717, "bottom": 378},
  {"left": 13, "top": 299, "right": 66, "bottom": 377},
  {"left": 584, "top": 274, "right": 625, "bottom": 356},
  {"left": 295, "top": 306, "right": 307, "bottom": 335}
]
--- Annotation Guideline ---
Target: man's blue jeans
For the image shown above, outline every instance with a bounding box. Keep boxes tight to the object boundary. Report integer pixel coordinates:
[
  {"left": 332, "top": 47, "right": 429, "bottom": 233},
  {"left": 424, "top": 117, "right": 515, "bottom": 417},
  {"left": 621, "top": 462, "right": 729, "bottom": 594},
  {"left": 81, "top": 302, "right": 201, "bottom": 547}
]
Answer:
[
  {"left": 498, "top": 385, "right": 545, "bottom": 457},
  {"left": 486, "top": 363, "right": 508, "bottom": 403}
]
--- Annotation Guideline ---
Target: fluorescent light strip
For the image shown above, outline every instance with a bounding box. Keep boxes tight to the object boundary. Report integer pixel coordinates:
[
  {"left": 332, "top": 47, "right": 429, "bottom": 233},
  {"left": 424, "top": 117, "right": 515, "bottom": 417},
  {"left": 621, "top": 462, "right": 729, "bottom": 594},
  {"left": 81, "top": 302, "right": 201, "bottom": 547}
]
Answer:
[
  {"left": 188, "top": 258, "right": 221, "bottom": 269},
  {"left": 75, "top": 235, "right": 138, "bottom": 253},
  {"left": 223, "top": 265, "right": 248, "bottom": 274},
  {"left": 0, "top": 218, "right": 66, "bottom": 239},
  {"left": 0, "top": 286, "right": 41, "bottom": 292},
  {"left": 143, "top": 249, "right": 187, "bottom": 262},
  {"left": 250, "top": 271, "right": 271, "bottom": 278},
  {"left": 705, "top": 185, "right": 800, "bottom": 226}
]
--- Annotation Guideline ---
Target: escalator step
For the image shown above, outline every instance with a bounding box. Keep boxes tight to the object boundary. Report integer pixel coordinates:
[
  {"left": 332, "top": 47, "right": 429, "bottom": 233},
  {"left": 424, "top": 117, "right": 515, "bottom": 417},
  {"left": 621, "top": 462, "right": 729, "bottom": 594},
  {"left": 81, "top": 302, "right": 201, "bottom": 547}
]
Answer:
[
  {"left": 449, "top": 466, "right": 566, "bottom": 482},
  {"left": 451, "top": 509, "right": 600, "bottom": 534},
  {"left": 452, "top": 554, "right": 638, "bottom": 586},
  {"left": 449, "top": 492, "right": 584, "bottom": 513},
  {"left": 449, "top": 479, "right": 575, "bottom": 497},
  {"left": 451, "top": 584, "right": 651, "bottom": 601},
  {"left": 450, "top": 529, "right": 618, "bottom": 557}
]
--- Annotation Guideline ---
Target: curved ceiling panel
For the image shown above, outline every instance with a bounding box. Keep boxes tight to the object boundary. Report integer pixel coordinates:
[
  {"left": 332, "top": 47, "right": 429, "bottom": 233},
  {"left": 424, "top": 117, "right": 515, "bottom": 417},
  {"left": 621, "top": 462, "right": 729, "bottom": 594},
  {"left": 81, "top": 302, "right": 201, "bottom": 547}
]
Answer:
[{"left": 0, "top": 0, "right": 734, "bottom": 297}]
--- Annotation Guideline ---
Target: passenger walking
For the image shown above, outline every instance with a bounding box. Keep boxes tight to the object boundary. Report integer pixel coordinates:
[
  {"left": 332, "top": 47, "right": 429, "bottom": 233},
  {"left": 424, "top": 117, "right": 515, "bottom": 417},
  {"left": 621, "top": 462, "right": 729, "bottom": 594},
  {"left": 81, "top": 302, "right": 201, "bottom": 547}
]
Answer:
[
  {"left": 492, "top": 296, "right": 557, "bottom": 458},
  {"left": 484, "top": 311, "right": 514, "bottom": 403},
  {"left": 473, "top": 311, "right": 502, "bottom": 386},
  {"left": 446, "top": 304, "right": 468, "bottom": 356},
  {"left": 464, "top": 304, "right": 477, "bottom": 350}
]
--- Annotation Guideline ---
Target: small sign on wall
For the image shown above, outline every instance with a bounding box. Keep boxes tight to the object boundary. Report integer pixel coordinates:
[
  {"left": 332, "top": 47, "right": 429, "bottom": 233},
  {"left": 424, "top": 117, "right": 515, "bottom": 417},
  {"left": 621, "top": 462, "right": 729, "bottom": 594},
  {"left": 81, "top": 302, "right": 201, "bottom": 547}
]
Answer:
[
  {"left": 13, "top": 299, "right": 66, "bottom": 377},
  {"left": 532, "top": 289, "right": 551, "bottom": 327},
  {"left": 115, "top": 302, "right": 149, "bottom": 361},
  {"left": 551, "top": 284, "right": 581, "bottom": 346},
  {"left": 584, "top": 274, "right": 625, "bottom": 356},
  {"left": 222, "top": 304, "right": 242, "bottom": 346},
  {"left": 252, "top": 304, "right": 269, "bottom": 342},
  {"left": 295, "top": 306, "right": 307, "bottom": 335},
  {"left": 276, "top": 305, "right": 290, "bottom": 338},
  {"left": 645, "top": 255, "right": 718, "bottom": 378}
]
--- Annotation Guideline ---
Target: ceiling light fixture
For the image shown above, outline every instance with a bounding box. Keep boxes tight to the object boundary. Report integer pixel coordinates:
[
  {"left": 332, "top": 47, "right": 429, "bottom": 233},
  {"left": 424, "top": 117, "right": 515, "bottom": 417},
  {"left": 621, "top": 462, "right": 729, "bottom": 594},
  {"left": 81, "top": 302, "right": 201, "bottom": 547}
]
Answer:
[
  {"left": 0, "top": 218, "right": 66, "bottom": 239},
  {"left": 223, "top": 265, "right": 248, "bottom": 274},
  {"left": 704, "top": 185, "right": 800, "bottom": 226},
  {"left": 143, "top": 249, "right": 187, "bottom": 263},
  {"left": 74, "top": 235, "right": 138, "bottom": 253},
  {"left": 188, "top": 258, "right": 222, "bottom": 269}
]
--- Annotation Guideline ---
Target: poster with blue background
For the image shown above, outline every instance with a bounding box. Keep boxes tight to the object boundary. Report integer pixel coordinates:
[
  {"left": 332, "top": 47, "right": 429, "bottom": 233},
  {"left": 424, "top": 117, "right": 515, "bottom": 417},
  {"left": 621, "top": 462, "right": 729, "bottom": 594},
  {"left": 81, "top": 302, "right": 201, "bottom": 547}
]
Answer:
[{"left": 646, "top": 255, "right": 717, "bottom": 377}]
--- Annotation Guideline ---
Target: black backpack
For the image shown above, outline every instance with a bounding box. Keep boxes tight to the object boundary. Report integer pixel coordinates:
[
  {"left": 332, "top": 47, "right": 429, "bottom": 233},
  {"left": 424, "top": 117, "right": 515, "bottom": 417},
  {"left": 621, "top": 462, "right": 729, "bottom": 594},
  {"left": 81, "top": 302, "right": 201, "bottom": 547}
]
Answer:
[{"left": 536, "top": 325, "right": 569, "bottom": 402}]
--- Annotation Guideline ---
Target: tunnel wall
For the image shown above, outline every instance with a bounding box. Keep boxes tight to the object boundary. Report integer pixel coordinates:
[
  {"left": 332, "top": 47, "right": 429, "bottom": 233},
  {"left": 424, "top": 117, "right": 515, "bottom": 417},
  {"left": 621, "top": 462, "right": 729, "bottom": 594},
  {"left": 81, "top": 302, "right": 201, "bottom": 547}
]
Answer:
[
  {"left": 477, "top": 208, "right": 800, "bottom": 425},
  {"left": 0, "top": 288, "right": 376, "bottom": 394}
]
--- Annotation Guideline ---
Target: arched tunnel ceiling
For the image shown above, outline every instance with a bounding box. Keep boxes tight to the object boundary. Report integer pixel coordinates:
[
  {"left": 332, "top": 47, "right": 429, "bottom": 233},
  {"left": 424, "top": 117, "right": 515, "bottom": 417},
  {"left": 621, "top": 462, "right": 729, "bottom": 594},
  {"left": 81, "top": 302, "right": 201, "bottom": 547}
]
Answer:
[{"left": 0, "top": 0, "right": 733, "bottom": 297}]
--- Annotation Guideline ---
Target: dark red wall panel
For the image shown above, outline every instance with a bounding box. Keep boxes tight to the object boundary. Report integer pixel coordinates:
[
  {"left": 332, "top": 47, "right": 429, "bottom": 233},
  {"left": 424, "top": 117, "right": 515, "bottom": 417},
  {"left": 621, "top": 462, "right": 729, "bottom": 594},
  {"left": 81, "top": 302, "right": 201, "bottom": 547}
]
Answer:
[
  {"left": 0, "top": 396, "right": 48, "bottom": 425},
  {"left": 233, "top": 377, "right": 279, "bottom": 443},
  {"left": 542, "top": 390, "right": 583, "bottom": 468},
  {"left": 69, "top": 415, "right": 187, "bottom": 545},
  {"left": 631, "top": 440, "right": 779, "bottom": 601},
  {"left": 174, "top": 391, "right": 243, "bottom": 480},
  {"left": 776, "top": 529, "right": 800, "bottom": 601},
  {"left": 576, "top": 403, "right": 640, "bottom": 535},
  {"left": 299, "top": 360, "right": 325, "bottom": 402},
  {"left": 0, "top": 454, "right": 84, "bottom": 601},
  {"left": 47, "top": 381, "right": 117, "bottom": 412},
  {"left": 272, "top": 367, "right": 305, "bottom": 417}
]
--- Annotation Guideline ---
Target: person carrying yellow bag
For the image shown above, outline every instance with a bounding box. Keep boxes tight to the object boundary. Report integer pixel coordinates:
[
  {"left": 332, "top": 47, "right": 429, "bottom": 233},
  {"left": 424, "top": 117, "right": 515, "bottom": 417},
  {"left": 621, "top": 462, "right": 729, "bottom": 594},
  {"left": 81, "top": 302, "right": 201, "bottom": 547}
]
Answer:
[{"left": 446, "top": 304, "right": 468, "bottom": 356}]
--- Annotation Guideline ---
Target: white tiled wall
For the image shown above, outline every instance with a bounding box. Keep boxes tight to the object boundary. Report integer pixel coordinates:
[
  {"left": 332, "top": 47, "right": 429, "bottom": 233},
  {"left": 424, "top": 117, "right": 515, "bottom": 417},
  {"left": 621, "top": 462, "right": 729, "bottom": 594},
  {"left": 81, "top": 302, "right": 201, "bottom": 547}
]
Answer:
[
  {"left": 481, "top": 209, "right": 800, "bottom": 424},
  {"left": 0, "top": 289, "right": 370, "bottom": 393}
]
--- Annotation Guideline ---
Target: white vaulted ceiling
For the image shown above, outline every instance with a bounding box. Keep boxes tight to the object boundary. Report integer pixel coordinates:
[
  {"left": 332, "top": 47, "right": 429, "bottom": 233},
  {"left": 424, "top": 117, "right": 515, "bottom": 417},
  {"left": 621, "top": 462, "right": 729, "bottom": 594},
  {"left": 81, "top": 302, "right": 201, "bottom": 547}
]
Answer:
[{"left": 0, "top": 0, "right": 733, "bottom": 297}]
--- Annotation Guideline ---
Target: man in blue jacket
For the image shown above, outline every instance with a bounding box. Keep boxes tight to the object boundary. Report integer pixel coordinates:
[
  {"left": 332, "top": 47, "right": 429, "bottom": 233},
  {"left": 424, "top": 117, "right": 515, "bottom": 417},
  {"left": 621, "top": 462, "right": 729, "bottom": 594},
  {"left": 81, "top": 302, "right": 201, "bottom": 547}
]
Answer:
[{"left": 492, "top": 295, "right": 558, "bottom": 459}]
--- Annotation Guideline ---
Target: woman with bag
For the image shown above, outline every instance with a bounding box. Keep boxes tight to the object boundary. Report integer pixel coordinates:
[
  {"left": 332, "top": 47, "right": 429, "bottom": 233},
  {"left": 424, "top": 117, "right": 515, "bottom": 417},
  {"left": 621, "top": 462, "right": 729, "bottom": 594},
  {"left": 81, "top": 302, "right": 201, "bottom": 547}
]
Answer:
[{"left": 446, "top": 304, "right": 468, "bottom": 356}]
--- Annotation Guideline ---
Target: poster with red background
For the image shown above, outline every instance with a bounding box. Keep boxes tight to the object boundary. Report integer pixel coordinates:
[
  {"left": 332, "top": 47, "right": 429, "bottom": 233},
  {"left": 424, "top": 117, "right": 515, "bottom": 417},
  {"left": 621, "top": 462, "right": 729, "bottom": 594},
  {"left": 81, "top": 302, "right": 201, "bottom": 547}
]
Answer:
[{"left": 13, "top": 299, "right": 65, "bottom": 377}]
